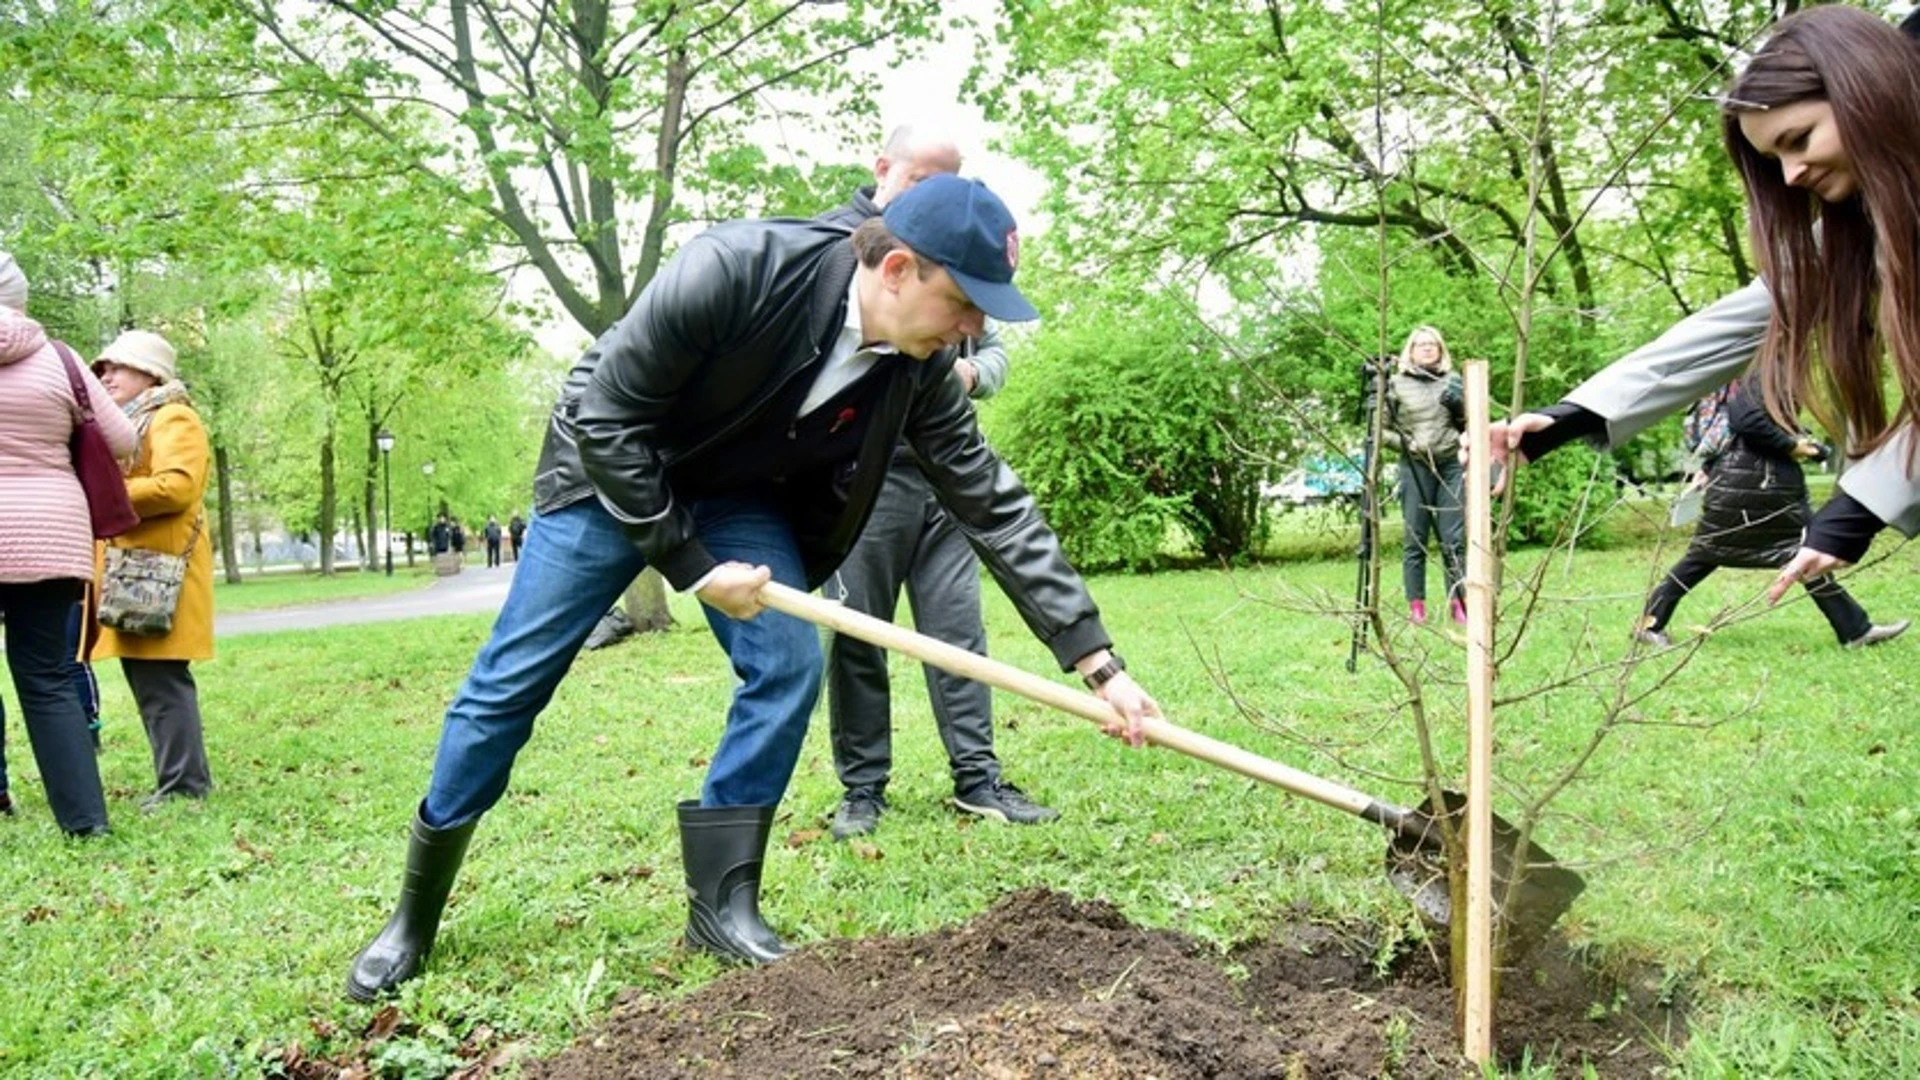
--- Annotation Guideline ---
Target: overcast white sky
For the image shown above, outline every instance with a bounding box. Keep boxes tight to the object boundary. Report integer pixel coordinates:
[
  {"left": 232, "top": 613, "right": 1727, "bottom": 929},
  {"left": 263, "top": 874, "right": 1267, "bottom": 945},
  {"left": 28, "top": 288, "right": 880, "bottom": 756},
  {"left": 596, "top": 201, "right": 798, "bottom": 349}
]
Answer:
[{"left": 864, "top": 9, "right": 1046, "bottom": 229}]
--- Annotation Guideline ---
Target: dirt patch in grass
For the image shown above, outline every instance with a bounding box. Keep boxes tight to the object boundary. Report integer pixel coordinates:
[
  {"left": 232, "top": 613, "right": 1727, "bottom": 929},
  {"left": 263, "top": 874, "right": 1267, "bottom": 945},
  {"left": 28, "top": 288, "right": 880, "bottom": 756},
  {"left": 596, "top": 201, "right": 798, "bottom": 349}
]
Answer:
[{"left": 523, "top": 888, "right": 1684, "bottom": 1078}]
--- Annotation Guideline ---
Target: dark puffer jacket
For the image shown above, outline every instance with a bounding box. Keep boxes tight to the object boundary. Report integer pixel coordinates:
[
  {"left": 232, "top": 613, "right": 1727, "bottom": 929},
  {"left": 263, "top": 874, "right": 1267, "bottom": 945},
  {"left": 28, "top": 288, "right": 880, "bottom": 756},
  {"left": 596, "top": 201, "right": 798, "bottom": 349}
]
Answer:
[{"left": 1687, "top": 382, "right": 1817, "bottom": 569}]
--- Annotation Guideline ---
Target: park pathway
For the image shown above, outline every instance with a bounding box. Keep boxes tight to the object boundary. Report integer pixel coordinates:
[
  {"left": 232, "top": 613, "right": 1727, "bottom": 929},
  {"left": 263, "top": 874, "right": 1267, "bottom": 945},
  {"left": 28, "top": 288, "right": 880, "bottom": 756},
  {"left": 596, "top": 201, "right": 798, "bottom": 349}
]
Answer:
[{"left": 215, "top": 562, "right": 517, "bottom": 637}]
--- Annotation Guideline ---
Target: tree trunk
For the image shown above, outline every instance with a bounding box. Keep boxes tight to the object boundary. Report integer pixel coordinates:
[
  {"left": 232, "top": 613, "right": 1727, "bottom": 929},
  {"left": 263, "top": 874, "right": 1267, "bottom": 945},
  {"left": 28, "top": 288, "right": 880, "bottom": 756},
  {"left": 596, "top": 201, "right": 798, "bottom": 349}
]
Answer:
[
  {"left": 623, "top": 567, "right": 674, "bottom": 633},
  {"left": 214, "top": 442, "right": 243, "bottom": 584},
  {"left": 318, "top": 426, "right": 337, "bottom": 576},
  {"left": 363, "top": 426, "right": 380, "bottom": 572}
]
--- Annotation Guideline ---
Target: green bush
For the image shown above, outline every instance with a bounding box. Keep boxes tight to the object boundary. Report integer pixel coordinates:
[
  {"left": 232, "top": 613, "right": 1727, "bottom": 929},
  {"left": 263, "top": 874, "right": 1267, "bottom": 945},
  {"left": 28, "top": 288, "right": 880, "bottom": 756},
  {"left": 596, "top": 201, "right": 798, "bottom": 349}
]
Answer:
[
  {"left": 1504, "top": 439, "right": 1613, "bottom": 545},
  {"left": 985, "top": 295, "right": 1278, "bottom": 571}
]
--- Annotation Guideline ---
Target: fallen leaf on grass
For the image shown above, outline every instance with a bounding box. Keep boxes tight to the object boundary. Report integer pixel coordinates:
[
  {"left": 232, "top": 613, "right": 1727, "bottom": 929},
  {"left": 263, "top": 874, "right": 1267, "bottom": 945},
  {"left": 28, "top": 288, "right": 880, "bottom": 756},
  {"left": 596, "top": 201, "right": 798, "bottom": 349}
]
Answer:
[
  {"left": 787, "top": 829, "right": 825, "bottom": 847},
  {"left": 594, "top": 864, "right": 654, "bottom": 883},
  {"left": 365, "top": 1004, "right": 403, "bottom": 1042},
  {"left": 848, "top": 840, "right": 883, "bottom": 861}
]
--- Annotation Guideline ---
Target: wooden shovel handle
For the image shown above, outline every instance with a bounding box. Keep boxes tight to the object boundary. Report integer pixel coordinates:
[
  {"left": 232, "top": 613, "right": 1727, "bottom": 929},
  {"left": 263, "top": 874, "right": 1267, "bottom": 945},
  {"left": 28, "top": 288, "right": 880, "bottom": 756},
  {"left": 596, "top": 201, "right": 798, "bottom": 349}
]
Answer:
[{"left": 759, "top": 581, "right": 1375, "bottom": 818}]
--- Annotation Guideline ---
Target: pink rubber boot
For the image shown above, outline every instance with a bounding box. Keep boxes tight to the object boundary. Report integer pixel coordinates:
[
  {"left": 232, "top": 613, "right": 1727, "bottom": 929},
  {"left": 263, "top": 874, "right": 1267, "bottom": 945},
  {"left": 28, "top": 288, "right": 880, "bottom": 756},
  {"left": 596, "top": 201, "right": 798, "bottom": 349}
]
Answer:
[
  {"left": 1450, "top": 597, "right": 1468, "bottom": 625},
  {"left": 1408, "top": 600, "right": 1428, "bottom": 625}
]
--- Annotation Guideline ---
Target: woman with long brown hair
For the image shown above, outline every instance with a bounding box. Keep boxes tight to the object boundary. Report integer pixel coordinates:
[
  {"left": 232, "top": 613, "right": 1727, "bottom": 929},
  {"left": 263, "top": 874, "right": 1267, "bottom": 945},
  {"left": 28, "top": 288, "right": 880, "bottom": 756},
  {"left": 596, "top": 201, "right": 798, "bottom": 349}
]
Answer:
[
  {"left": 1487, "top": 6, "right": 1920, "bottom": 609},
  {"left": 1720, "top": 4, "right": 1920, "bottom": 598}
]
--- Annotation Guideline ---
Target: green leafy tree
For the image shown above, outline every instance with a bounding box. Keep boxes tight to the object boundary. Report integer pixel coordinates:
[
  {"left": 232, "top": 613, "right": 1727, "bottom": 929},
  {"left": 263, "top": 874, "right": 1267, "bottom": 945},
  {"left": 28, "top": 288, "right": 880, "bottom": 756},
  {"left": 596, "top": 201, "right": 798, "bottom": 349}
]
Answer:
[{"left": 219, "top": 0, "right": 947, "bottom": 621}]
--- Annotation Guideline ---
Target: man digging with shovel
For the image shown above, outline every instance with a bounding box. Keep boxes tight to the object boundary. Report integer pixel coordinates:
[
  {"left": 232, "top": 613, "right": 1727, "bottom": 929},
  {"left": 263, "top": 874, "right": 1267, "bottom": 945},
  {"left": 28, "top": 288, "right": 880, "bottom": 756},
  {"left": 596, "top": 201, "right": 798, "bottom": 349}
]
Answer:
[{"left": 346, "top": 175, "right": 1163, "bottom": 1000}]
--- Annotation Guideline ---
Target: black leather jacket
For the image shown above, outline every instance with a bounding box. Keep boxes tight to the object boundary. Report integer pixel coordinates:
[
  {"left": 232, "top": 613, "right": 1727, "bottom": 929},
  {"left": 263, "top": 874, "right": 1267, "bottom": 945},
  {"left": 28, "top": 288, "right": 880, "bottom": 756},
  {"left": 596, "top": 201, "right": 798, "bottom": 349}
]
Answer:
[{"left": 531, "top": 219, "right": 1110, "bottom": 669}]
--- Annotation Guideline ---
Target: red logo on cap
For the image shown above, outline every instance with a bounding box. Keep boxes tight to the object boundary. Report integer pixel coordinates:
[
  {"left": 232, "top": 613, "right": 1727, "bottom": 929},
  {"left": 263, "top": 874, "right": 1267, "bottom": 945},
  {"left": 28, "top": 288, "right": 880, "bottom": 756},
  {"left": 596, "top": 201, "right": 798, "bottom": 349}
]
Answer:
[{"left": 1006, "top": 229, "right": 1020, "bottom": 271}]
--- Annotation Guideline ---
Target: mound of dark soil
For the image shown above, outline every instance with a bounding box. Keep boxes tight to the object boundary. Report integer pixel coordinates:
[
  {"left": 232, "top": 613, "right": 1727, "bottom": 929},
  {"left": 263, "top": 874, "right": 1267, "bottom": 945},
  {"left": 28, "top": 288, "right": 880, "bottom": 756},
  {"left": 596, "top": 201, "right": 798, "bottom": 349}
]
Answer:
[{"left": 525, "top": 889, "right": 1684, "bottom": 1079}]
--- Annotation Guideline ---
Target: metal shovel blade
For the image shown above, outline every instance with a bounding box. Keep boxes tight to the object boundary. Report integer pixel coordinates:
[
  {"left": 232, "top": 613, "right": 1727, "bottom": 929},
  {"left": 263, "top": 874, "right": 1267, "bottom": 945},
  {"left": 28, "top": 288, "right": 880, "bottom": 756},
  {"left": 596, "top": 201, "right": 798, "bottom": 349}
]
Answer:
[{"left": 1380, "top": 791, "right": 1585, "bottom": 948}]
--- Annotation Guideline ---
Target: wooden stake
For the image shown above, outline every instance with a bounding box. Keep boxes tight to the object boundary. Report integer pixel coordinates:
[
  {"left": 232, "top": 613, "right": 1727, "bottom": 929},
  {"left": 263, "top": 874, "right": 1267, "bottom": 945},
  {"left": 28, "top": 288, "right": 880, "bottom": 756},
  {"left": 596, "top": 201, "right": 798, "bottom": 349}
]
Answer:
[{"left": 1462, "top": 360, "right": 1495, "bottom": 1062}]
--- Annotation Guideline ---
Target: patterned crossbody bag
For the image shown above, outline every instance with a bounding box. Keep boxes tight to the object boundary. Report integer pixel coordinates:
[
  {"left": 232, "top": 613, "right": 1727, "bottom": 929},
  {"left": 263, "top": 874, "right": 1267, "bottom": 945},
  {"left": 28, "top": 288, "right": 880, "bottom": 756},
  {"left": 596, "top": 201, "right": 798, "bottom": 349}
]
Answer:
[{"left": 99, "top": 514, "right": 203, "bottom": 636}]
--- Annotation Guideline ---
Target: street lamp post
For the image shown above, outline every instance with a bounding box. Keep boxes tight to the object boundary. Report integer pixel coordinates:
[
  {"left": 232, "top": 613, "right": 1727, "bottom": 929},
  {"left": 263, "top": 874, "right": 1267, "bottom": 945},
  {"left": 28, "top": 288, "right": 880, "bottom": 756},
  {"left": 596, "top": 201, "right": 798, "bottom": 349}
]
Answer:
[{"left": 377, "top": 429, "right": 396, "bottom": 576}]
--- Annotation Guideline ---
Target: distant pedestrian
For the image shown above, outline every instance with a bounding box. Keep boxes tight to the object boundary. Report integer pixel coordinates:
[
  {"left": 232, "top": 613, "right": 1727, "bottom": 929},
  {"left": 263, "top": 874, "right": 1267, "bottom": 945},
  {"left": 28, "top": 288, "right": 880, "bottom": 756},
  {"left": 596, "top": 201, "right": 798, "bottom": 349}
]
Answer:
[
  {"left": 429, "top": 514, "right": 452, "bottom": 555},
  {"left": 483, "top": 515, "right": 503, "bottom": 568},
  {"left": 507, "top": 513, "right": 525, "bottom": 562},
  {"left": 0, "top": 253, "right": 132, "bottom": 834},
  {"left": 451, "top": 520, "right": 467, "bottom": 559}
]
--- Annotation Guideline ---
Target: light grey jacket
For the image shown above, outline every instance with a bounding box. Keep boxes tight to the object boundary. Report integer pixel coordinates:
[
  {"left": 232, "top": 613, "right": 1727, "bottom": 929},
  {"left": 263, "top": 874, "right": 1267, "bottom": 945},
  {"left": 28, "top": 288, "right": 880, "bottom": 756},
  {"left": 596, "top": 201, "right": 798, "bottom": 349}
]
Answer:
[
  {"left": 963, "top": 326, "right": 1010, "bottom": 398},
  {"left": 1564, "top": 280, "right": 1920, "bottom": 537}
]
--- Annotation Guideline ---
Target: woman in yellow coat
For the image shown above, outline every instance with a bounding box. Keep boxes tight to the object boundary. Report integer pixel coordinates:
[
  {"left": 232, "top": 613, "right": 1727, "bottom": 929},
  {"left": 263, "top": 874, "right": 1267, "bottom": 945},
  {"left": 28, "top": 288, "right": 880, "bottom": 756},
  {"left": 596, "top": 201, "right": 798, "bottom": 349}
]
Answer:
[{"left": 91, "top": 330, "right": 214, "bottom": 808}]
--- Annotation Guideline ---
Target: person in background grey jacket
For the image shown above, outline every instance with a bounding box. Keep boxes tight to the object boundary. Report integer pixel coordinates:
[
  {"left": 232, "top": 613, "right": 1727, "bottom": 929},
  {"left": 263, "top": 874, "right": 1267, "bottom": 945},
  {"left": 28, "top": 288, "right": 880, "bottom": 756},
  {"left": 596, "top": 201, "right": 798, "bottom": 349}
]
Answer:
[
  {"left": 1381, "top": 326, "right": 1468, "bottom": 626},
  {"left": 816, "top": 127, "right": 1055, "bottom": 839},
  {"left": 1484, "top": 6, "right": 1920, "bottom": 610}
]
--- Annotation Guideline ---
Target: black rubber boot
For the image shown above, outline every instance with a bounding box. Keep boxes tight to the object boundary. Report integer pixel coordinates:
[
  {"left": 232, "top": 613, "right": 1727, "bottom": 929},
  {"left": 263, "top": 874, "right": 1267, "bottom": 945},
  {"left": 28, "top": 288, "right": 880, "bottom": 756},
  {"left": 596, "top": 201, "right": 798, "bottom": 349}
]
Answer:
[
  {"left": 678, "top": 800, "right": 790, "bottom": 964},
  {"left": 345, "top": 808, "right": 477, "bottom": 1001}
]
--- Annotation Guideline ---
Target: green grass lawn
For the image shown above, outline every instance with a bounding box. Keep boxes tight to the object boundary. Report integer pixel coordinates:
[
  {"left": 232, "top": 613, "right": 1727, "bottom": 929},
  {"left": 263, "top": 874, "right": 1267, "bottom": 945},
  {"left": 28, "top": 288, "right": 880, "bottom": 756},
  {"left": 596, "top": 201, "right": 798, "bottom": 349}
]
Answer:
[
  {"left": 212, "top": 564, "right": 441, "bottom": 613},
  {"left": 1, "top": 526, "right": 1916, "bottom": 1076}
]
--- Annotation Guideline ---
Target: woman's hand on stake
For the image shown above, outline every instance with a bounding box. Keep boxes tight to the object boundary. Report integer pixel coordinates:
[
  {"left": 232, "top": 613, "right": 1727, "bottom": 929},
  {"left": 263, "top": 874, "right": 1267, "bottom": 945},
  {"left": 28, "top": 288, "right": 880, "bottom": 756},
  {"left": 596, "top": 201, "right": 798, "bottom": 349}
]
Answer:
[{"left": 1469, "top": 412, "right": 1556, "bottom": 495}]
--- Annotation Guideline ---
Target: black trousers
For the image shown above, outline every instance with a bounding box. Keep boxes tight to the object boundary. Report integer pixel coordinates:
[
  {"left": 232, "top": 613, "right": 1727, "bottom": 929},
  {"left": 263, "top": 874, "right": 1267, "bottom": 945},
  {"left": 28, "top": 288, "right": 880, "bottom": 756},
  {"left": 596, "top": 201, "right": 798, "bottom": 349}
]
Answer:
[
  {"left": 0, "top": 579, "right": 109, "bottom": 832},
  {"left": 1398, "top": 457, "right": 1465, "bottom": 603},
  {"left": 826, "top": 461, "right": 1000, "bottom": 796},
  {"left": 1643, "top": 555, "right": 1871, "bottom": 644}
]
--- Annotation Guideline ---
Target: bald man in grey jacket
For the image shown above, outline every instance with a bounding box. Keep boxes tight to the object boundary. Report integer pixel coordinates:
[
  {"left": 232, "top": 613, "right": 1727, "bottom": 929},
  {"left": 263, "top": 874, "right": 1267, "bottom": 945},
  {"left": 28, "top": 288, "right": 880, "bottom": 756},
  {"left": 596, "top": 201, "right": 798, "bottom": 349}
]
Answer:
[{"left": 816, "top": 128, "right": 1057, "bottom": 840}]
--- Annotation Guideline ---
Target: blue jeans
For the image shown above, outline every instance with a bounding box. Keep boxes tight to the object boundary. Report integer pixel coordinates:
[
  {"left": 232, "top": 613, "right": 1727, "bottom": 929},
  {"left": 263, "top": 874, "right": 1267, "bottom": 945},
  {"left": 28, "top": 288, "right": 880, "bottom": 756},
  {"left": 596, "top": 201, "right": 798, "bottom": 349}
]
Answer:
[
  {"left": 421, "top": 496, "right": 822, "bottom": 827},
  {"left": 65, "top": 602, "right": 100, "bottom": 738}
]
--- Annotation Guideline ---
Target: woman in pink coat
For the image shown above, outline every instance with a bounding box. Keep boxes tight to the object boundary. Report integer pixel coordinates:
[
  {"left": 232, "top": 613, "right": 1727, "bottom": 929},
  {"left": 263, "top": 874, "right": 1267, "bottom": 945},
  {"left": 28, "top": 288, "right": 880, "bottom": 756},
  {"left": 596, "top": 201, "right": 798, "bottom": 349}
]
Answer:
[{"left": 0, "top": 252, "right": 138, "bottom": 834}]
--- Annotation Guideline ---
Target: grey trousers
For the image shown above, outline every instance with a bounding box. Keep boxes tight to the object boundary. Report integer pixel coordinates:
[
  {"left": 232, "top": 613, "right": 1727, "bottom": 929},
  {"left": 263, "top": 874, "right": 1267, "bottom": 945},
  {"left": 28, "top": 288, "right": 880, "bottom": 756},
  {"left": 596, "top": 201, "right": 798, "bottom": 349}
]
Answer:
[
  {"left": 0, "top": 580, "right": 110, "bottom": 833},
  {"left": 121, "top": 658, "right": 212, "bottom": 799},
  {"left": 826, "top": 461, "right": 999, "bottom": 795},
  {"left": 1399, "top": 456, "right": 1466, "bottom": 603}
]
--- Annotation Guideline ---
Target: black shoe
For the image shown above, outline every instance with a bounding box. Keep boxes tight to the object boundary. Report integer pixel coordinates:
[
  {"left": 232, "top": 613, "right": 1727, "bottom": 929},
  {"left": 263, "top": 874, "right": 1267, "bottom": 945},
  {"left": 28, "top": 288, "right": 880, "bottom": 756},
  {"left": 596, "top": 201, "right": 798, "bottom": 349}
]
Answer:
[
  {"left": 1847, "top": 619, "right": 1910, "bottom": 648},
  {"left": 0, "top": 792, "right": 13, "bottom": 817},
  {"left": 346, "top": 809, "right": 478, "bottom": 1002},
  {"left": 679, "top": 801, "right": 789, "bottom": 964},
  {"left": 953, "top": 779, "right": 1060, "bottom": 825},
  {"left": 829, "top": 786, "right": 887, "bottom": 841}
]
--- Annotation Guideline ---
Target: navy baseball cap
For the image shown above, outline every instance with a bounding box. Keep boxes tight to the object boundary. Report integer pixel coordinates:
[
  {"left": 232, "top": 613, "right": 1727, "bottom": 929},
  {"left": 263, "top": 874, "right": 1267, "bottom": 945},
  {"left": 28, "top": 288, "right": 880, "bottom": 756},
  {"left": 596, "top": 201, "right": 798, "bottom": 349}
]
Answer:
[{"left": 881, "top": 174, "right": 1039, "bottom": 323}]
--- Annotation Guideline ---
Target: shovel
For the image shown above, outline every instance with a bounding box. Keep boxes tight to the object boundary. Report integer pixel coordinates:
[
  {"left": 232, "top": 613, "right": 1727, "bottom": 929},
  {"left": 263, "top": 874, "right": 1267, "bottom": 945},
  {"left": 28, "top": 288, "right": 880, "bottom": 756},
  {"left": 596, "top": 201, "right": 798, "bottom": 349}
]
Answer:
[{"left": 758, "top": 581, "right": 1584, "bottom": 940}]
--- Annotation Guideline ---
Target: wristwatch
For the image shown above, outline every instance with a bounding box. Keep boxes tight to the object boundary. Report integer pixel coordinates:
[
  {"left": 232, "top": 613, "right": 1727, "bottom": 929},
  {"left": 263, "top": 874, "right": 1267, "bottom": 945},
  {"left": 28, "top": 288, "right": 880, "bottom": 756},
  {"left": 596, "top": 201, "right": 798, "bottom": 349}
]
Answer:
[{"left": 1082, "top": 653, "right": 1126, "bottom": 691}]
